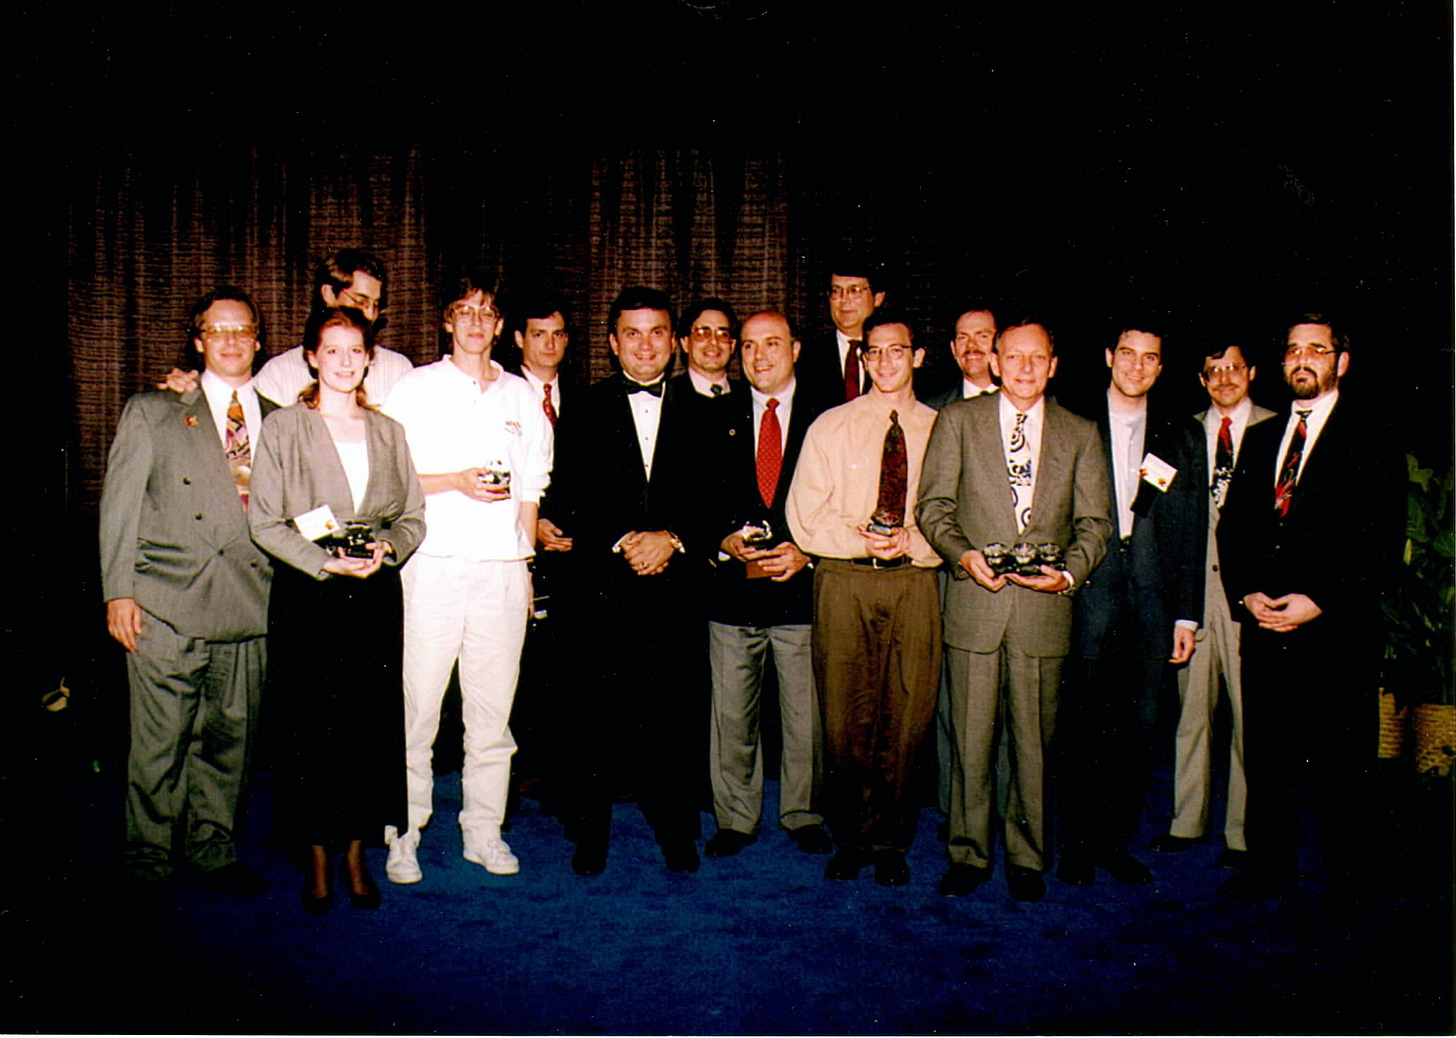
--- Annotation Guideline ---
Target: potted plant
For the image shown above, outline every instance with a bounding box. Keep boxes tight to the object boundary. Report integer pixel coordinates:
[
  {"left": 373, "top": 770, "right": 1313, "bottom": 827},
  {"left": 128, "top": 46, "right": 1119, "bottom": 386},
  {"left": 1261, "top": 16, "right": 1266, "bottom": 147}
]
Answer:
[{"left": 1379, "top": 453, "right": 1455, "bottom": 775}]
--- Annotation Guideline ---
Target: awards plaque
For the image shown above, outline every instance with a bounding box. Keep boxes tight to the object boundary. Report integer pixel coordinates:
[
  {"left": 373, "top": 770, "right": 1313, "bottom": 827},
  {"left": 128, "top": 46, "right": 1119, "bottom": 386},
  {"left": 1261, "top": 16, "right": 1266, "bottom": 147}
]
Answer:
[{"left": 740, "top": 518, "right": 775, "bottom": 580}]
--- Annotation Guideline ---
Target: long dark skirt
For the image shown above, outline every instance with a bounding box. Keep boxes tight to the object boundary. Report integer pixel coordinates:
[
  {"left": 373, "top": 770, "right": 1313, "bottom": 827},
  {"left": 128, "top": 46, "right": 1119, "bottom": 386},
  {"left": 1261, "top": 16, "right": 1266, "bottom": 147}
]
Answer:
[{"left": 268, "top": 562, "right": 407, "bottom": 849}]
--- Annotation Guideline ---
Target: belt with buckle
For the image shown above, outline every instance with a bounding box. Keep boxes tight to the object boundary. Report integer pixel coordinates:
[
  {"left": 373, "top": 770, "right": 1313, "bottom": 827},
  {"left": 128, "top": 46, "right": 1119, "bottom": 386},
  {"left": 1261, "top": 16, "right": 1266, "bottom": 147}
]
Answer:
[{"left": 851, "top": 556, "right": 909, "bottom": 569}]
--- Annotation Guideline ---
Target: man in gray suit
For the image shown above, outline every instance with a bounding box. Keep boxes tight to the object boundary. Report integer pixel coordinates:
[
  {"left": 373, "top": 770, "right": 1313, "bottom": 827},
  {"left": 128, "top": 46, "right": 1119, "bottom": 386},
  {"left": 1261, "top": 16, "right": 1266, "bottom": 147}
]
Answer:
[
  {"left": 916, "top": 318, "right": 1112, "bottom": 902},
  {"left": 100, "top": 286, "right": 276, "bottom": 895},
  {"left": 1151, "top": 343, "right": 1275, "bottom": 865}
]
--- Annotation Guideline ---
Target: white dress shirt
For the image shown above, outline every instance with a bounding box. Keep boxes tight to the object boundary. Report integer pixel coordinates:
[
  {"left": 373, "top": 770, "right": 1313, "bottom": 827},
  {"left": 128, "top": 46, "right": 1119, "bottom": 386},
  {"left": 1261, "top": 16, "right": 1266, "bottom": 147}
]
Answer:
[
  {"left": 519, "top": 367, "right": 562, "bottom": 419},
  {"left": 687, "top": 368, "right": 730, "bottom": 397},
  {"left": 201, "top": 369, "right": 265, "bottom": 455},
  {"left": 625, "top": 377, "right": 666, "bottom": 479},
  {"left": 749, "top": 378, "right": 796, "bottom": 454},
  {"left": 1202, "top": 395, "right": 1256, "bottom": 478},
  {"left": 1107, "top": 394, "right": 1148, "bottom": 540},
  {"left": 1273, "top": 389, "right": 1339, "bottom": 486},
  {"left": 962, "top": 378, "right": 998, "bottom": 399}
]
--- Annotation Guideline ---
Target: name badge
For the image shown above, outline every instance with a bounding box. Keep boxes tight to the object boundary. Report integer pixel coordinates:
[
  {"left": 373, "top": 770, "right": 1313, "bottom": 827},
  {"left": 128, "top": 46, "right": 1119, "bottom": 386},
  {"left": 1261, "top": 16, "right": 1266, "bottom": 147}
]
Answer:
[
  {"left": 294, "top": 504, "right": 341, "bottom": 542},
  {"left": 1139, "top": 452, "right": 1178, "bottom": 493}
]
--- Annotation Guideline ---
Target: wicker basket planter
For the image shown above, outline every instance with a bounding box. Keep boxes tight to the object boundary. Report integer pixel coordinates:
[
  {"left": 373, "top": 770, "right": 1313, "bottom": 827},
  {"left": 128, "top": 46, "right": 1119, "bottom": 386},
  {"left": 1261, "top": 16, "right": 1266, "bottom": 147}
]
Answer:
[
  {"left": 1378, "top": 690, "right": 1409, "bottom": 759},
  {"left": 1412, "top": 703, "right": 1456, "bottom": 776}
]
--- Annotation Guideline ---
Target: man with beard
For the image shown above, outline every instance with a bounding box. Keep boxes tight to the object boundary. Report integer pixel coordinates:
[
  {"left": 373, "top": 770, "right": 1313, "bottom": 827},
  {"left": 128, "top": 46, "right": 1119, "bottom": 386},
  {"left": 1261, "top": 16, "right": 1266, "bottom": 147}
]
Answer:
[{"left": 1215, "top": 314, "right": 1403, "bottom": 901}]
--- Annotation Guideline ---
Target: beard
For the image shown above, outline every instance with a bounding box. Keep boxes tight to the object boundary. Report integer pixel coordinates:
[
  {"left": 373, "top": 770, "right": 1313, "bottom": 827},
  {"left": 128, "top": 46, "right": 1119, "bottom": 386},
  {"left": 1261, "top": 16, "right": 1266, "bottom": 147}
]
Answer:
[{"left": 1287, "top": 366, "right": 1331, "bottom": 399}]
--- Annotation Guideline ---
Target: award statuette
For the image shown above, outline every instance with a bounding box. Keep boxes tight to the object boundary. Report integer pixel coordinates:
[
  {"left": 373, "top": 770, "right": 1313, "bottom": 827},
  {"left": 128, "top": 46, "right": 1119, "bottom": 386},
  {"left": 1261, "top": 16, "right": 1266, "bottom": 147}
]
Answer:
[
  {"left": 1011, "top": 542, "right": 1041, "bottom": 576},
  {"left": 1036, "top": 542, "right": 1065, "bottom": 572},
  {"left": 338, "top": 521, "right": 375, "bottom": 558},
  {"left": 867, "top": 408, "right": 908, "bottom": 536},
  {"left": 981, "top": 542, "right": 1012, "bottom": 576},
  {"left": 479, "top": 459, "right": 511, "bottom": 491},
  {"left": 740, "top": 518, "right": 776, "bottom": 580}
]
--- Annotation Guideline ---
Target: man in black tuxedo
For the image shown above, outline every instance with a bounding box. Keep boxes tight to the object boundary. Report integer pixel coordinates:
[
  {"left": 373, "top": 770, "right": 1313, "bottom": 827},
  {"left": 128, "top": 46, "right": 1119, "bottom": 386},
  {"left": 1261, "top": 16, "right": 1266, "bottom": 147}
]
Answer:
[
  {"left": 1215, "top": 314, "right": 1403, "bottom": 901},
  {"left": 1057, "top": 323, "right": 1207, "bottom": 888},
  {"left": 549, "top": 286, "right": 706, "bottom": 875},
  {"left": 797, "top": 259, "right": 886, "bottom": 413},
  {"left": 701, "top": 311, "right": 832, "bottom": 859}
]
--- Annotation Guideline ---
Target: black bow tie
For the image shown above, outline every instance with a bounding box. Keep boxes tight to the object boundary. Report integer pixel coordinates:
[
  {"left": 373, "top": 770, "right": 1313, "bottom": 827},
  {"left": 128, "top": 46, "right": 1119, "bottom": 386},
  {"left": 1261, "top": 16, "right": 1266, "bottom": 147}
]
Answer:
[{"left": 625, "top": 377, "right": 665, "bottom": 398}]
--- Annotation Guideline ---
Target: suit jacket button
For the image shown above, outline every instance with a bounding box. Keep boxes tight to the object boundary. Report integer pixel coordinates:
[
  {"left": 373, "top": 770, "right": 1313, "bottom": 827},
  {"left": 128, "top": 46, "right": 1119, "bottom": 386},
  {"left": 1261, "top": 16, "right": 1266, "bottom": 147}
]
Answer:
[
  {"left": 195, "top": 514, "right": 203, "bottom": 520},
  {"left": 1211, "top": 564, "right": 1219, "bottom": 572},
  {"left": 182, "top": 477, "right": 191, "bottom": 485}
]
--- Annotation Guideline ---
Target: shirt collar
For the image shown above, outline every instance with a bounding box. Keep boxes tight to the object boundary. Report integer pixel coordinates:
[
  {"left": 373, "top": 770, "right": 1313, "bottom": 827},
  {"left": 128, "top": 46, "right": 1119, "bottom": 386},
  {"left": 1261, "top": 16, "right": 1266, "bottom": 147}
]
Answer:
[{"left": 750, "top": 377, "right": 796, "bottom": 409}]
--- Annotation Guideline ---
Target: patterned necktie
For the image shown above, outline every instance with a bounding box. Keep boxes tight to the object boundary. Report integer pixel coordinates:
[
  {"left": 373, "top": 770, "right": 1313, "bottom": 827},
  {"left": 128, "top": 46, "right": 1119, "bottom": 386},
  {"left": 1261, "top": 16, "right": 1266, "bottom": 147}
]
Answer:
[
  {"left": 1211, "top": 415, "right": 1234, "bottom": 508},
  {"left": 870, "top": 409, "right": 908, "bottom": 528},
  {"left": 844, "top": 341, "right": 862, "bottom": 401},
  {"left": 224, "top": 390, "right": 251, "bottom": 511},
  {"left": 1007, "top": 411, "right": 1033, "bottom": 532},
  {"left": 1273, "top": 409, "right": 1310, "bottom": 518},
  {"left": 756, "top": 398, "right": 782, "bottom": 509},
  {"left": 542, "top": 383, "right": 557, "bottom": 427}
]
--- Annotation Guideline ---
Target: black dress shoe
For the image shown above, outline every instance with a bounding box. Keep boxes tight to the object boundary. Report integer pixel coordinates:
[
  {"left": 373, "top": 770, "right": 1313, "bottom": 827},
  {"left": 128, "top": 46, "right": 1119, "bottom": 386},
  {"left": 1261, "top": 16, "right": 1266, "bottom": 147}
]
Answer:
[
  {"left": 1006, "top": 865, "right": 1046, "bottom": 902},
  {"left": 1096, "top": 849, "right": 1154, "bottom": 884},
  {"left": 704, "top": 829, "right": 756, "bottom": 858},
  {"left": 301, "top": 882, "right": 332, "bottom": 916},
  {"left": 1150, "top": 834, "right": 1197, "bottom": 853},
  {"left": 198, "top": 862, "right": 267, "bottom": 897},
  {"left": 1218, "top": 869, "right": 1295, "bottom": 902},
  {"left": 1218, "top": 848, "right": 1248, "bottom": 870},
  {"left": 662, "top": 841, "right": 700, "bottom": 873},
  {"left": 873, "top": 852, "right": 911, "bottom": 887},
  {"left": 939, "top": 863, "right": 992, "bottom": 897},
  {"left": 1056, "top": 856, "right": 1095, "bottom": 886},
  {"left": 572, "top": 843, "right": 607, "bottom": 876},
  {"left": 824, "top": 849, "right": 867, "bottom": 881},
  {"left": 787, "top": 824, "right": 833, "bottom": 855},
  {"left": 341, "top": 862, "right": 381, "bottom": 909}
]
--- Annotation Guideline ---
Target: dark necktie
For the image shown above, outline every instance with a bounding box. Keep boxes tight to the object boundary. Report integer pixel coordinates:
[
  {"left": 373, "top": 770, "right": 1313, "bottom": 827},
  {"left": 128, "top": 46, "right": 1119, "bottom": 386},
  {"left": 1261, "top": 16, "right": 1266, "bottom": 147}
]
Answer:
[
  {"left": 710, "top": 382, "right": 724, "bottom": 397},
  {"left": 542, "top": 383, "right": 557, "bottom": 427},
  {"left": 1211, "top": 415, "right": 1233, "bottom": 508},
  {"left": 756, "top": 397, "right": 782, "bottom": 509},
  {"left": 224, "top": 390, "right": 251, "bottom": 511},
  {"left": 870, "top": 408, "right": 908, "bottom": 528},
  {"left": 625, "top": 376, "right": 664, "bottom": 398},
  {"left": 844, "top": 341, "right": 862, "bottom": 401},
  {"left": 1273, "top": 409, "right": 1310, "bottom": 518}
]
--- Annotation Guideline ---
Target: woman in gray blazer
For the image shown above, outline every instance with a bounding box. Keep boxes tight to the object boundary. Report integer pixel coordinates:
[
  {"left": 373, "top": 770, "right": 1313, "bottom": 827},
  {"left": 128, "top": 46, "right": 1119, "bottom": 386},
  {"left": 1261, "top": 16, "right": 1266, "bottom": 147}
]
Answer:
[{"left": 250, "top": 307, "right": 426, "bottom": 913}]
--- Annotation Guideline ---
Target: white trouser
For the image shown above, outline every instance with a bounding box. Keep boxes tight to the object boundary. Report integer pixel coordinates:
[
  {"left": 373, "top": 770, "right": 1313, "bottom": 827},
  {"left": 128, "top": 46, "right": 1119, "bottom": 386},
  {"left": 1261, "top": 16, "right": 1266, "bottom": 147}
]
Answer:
[{"left": 401, "top": 553, "right": 529, "bottom": 841}]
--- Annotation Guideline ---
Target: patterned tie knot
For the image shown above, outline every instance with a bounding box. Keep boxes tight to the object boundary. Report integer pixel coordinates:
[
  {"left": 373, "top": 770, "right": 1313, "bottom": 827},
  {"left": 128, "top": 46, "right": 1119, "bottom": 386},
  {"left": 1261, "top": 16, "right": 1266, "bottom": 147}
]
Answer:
[{"left": 766, "top": 397, "right": 778, "bottom": 412}]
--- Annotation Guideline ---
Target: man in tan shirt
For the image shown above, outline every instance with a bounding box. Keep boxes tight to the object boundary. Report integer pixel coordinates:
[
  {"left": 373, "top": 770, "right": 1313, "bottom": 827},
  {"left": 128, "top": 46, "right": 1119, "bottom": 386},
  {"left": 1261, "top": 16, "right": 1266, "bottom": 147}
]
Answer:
[{"left": 787, "top": 308, "right": 942, "bottom": 888}]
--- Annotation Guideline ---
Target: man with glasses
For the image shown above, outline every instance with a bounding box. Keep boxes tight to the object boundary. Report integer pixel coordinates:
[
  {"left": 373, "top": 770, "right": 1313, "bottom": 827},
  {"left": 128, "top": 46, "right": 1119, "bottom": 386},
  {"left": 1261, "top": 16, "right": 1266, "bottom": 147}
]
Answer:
[
  {"left": 799, "top": 259, "right": 887, "bottom": 413},
  {"left": 379, "top": 272, "right": 552, "bottom": 884},
  {"left": 669, "top": 298, "right": 740, "bottom": 405},
  {"left": 1151, "top": 344, "right": 1274, "bottom": 867},
  {"left": 917, "top": 318, "right": 1111, "bottom": 903},
  {"left": 787, "top": 308, "right": 941, "bottom": 887},
  {"left": 1215, "top": 314, "right": 1403, "bottom": 901},
  {"left": 100, "top": 286, "right": 276, "bottom": 899},
  {"left": 253, "top": 248, "right": 412, "bottom": 405}
]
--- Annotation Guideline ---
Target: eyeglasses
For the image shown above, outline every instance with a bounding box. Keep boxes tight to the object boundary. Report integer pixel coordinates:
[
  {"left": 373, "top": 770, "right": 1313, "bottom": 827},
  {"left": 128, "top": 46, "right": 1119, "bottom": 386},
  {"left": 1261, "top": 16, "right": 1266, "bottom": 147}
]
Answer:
[
  {"left": 451, "top": 305, "right": 501, "bottom": 324},
  {"left": 337, "top": 290, "right": 380, "bottom": 313},
  {"left": 829, "top": 284, "right": 871, "bottom": 300},
  {"left": 1203, "top": 362, "right": 1248, "bottom": 381},
  {"left": 1284, "top": 344, "right": 1336, "bottom": 361},
  {"left": 861, "top": 344, "right": 911, "bottom": 362},
  {"left": 690, "top": 325, "right": 734, "bottom": 342},
  {"left": 199, "top": 324, "right": 256, "bottom": 341}
]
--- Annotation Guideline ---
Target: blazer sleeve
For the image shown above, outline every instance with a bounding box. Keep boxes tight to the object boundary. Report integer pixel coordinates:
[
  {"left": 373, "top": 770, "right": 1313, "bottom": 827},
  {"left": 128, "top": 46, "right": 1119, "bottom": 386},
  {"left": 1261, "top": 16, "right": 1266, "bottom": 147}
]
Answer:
[
  {"left": 915, "top": 409, "right": 976, "bottom": 572},
  {"left": 98, "top": 395, "right": 153, "bottom": 603},
  {"left": 248, "top": 410, "right": 336, "bottom": 580},
  {"left": 1064, "top": 419, "right": 1114, "bottom": 588},
  {"left": 379, "top": 416, "right": 427, "bottom": 565},
  {"left": 1169, "top": 416, "right": 1209, "bottom": 624}
]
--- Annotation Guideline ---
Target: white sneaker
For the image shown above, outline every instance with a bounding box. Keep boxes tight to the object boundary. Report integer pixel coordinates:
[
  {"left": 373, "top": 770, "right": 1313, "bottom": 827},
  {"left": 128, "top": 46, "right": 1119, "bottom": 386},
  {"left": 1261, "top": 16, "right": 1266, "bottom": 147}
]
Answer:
[
  {"left": 464, "top": 835, "right": 520, "bottom": 875},
  {"left": 385, "top": 826, "right": 422, "bottom": 884}
]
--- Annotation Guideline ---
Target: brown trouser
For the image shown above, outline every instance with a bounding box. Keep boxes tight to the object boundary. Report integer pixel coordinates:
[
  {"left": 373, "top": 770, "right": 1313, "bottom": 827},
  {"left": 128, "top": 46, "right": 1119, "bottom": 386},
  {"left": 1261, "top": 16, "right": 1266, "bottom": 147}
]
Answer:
[{"left": 812, "top": 560, "right": 940, "bottom": 854}]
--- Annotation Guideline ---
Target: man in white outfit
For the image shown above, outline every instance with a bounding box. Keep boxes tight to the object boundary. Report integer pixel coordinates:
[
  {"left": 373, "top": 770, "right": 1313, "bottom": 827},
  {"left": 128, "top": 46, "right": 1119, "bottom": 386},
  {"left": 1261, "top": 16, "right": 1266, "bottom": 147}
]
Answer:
[{"left": 380, "top": 271, "right": 552, "bottom": 882}]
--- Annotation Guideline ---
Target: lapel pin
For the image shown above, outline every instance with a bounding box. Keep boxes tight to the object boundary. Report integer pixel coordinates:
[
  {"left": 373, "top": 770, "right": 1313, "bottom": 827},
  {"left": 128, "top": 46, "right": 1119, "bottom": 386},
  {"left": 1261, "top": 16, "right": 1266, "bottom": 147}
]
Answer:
[{"left": 185, "top": 414, "right": 199, "bottom": 426}]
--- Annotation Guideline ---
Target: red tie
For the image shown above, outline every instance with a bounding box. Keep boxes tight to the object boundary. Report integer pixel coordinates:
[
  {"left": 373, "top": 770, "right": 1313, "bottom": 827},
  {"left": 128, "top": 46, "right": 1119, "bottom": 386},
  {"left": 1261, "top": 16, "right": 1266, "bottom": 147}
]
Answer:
[
  {"left": 844, "top": 341, "right": 862, "bottom": 401},
  {"left": 542, "top": 383, "right": 557, "bottom": 427},
  {"left": 1273, "top": 409, "right": 1309, "bottom": 518},
  {"left": 756, "top": 398, "right": 782, "bottom": 509}
]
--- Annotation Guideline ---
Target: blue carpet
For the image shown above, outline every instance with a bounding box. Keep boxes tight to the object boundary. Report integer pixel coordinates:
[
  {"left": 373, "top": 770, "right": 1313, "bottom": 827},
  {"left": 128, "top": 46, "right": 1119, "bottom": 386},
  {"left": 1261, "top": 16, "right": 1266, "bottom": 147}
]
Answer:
[{"left": 10, "top": 725, "right": 1452, "bottom": 1034}]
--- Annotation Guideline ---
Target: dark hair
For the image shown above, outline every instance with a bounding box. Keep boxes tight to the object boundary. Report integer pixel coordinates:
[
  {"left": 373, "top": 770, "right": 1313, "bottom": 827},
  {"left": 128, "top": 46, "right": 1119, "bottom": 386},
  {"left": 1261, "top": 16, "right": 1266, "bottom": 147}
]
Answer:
[
  {"left": 1285, "top": 312, "right": 1349, "bottom": 355},
  {"left": 185, "top": 286, "right": 265, "bottom": 370},
  {"left": 861, "top": 307, "right": 915, "bottom": 345},
  {"left": 994, "top": 317, "right": 1057, "bottom": 355},
  {"left": 678, "top": 297, "right": 738, "bottom": 340},
  {"left": 951, "top": 304, "right": 997, "bottom": 331},
  {"left": 512, "top": 289, "right": 571, "bottom": 334},
  {"left": 442, "top": 269, "right": 503, "bottom": 322},
  {"left": 825, "top": 252, "right": 884, "bottom": 297},
  {"left": 314, "top": 248, "right": 387, "bottom": 309},
  {"left": 299, "top": 307, "right": 376, "bottom": 409},
  {"left": 608, "top": 286, "right": 675, "bottom": 337},
  {"left": 1202, "top": 343, "right": 1249, "bottom": 365}
]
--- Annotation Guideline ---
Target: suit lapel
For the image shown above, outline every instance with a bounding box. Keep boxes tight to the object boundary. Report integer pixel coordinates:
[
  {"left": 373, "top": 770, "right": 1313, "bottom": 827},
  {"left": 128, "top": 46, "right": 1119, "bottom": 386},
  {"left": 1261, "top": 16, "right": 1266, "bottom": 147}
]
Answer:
[
  {"left": 185, "top": 386, "right": 249, "bottom": 538},
  {"left": 971, "top": 397, "right": 1020, "bottom": 531}
]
